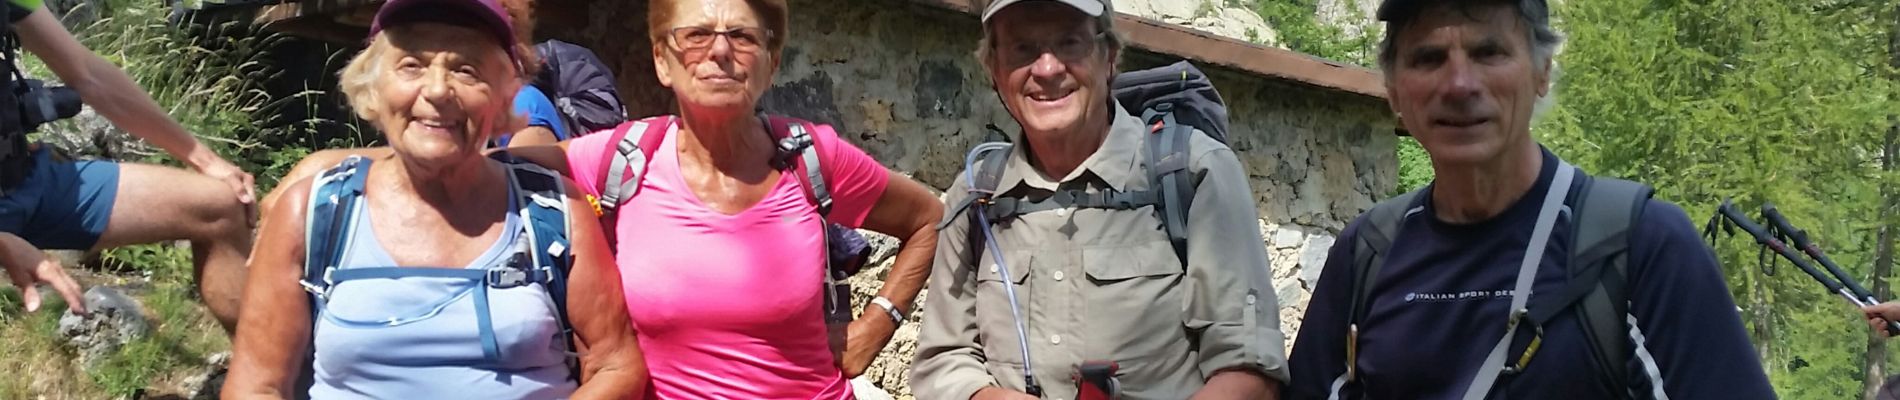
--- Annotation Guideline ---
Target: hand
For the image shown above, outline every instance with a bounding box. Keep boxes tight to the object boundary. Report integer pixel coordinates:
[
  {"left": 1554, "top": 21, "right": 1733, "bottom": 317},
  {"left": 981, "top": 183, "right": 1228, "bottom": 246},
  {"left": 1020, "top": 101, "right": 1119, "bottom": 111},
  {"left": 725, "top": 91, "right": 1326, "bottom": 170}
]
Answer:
[
  {"left": 973, "top": 386, "right": 1039, "bottom": 400},
  {"left": 5, "top": 251, "right": 85, "bottom": 314},
  {"left": 195, "top": 156, "right": 256, "bottom": 206},
  {"left": 839, "top": 313, "right": 897, "bottom": 378},
  {"left": 1865, "top": 302, "right": 1900, "bottom": 337}
]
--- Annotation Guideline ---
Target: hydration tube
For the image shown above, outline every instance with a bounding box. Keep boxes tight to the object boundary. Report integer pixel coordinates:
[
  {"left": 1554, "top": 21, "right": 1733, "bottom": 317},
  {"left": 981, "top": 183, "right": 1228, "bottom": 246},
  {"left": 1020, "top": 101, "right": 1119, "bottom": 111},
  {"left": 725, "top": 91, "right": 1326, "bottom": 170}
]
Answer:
[{"left": 965, "top": 142, "right": 1042, "bottom": 396}]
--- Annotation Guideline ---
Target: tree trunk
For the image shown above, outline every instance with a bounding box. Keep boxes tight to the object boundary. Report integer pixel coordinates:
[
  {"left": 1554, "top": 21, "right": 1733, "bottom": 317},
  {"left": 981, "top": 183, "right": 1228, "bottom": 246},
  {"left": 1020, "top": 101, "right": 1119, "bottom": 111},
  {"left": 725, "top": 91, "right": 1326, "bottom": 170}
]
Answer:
[
  {"left": 1752, "top": 268, "right": 1773, "bottom": 364},
  {"left": 1868, "top": 6, "right": 1900, "bottom": 399},
  {"left": 1868, "top": 123, "right": 1895, "bottom": 400}
]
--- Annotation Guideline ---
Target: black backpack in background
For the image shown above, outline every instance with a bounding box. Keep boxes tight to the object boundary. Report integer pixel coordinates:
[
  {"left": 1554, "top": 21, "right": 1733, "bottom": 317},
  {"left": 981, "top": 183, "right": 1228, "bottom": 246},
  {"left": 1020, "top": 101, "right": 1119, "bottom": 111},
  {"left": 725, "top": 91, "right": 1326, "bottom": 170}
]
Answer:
[{"left": 532, "top": 39, "right": 626, "bottom": 138}]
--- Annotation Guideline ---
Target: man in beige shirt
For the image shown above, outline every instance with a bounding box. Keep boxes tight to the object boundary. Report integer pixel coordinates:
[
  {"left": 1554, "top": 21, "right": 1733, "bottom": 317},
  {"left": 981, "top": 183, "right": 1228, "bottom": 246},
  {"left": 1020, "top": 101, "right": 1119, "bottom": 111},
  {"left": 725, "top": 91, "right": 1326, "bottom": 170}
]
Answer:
[{"left": 910, "top": 0, "right": 1287, "bottom": 399}]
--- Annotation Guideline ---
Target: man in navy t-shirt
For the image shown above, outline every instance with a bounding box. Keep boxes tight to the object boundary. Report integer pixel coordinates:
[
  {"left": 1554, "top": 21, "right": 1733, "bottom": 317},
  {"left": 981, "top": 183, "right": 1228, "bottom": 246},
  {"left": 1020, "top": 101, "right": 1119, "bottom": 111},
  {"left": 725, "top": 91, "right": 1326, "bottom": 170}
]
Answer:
[{"left": 1283, "top": 0, "right": 1774, "bottom": 399}]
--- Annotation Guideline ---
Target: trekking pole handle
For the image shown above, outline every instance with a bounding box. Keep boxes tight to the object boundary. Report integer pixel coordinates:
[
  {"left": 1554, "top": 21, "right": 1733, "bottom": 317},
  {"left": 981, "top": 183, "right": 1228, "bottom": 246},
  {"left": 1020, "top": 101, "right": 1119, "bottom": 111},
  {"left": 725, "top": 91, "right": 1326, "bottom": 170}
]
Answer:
[
  {"left": 1716, "top": 201, "right": 1845, "bottom": 292},
  {"left": 1719, "top": 201, "right": 1898, "bottom": 334},
  {"left": 1760, "top": 203, "right": 1879, "bottom": 300}
]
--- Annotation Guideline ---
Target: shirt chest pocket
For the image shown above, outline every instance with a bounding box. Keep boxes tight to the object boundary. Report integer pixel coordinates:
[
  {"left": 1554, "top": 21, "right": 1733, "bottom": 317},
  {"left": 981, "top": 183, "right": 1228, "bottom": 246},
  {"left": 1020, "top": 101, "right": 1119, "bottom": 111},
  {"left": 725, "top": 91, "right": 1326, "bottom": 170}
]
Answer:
[
  {"left": 1080, "top": 240, "right": 1188, "bottom": 356},
  {"left": 973, "top": 248, "right": 1033, "bottom": 365}
]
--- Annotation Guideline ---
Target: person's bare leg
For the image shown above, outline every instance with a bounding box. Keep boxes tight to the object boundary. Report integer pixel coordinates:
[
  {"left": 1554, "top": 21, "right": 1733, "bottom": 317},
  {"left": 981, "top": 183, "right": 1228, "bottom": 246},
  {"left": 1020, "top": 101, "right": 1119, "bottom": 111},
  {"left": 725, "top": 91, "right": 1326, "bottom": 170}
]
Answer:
[{"left": 90, "top": 163, "right": 251, "bottom": 334}]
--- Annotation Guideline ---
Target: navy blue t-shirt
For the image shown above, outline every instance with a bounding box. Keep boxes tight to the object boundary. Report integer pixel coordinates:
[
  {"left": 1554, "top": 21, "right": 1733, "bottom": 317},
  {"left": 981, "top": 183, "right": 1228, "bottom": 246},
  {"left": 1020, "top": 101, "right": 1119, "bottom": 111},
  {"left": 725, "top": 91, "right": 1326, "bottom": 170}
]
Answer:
[{"left": 1285, "top": 150, "right": 1774, "bottom": 399}]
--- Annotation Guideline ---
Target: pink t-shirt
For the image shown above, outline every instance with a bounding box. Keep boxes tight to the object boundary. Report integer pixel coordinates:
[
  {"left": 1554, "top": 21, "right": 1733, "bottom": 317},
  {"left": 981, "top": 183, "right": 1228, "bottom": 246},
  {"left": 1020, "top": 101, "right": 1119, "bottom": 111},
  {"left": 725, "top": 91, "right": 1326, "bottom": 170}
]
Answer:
[{"left": 566, "top": 117, "right": 888, "bottom": 399}]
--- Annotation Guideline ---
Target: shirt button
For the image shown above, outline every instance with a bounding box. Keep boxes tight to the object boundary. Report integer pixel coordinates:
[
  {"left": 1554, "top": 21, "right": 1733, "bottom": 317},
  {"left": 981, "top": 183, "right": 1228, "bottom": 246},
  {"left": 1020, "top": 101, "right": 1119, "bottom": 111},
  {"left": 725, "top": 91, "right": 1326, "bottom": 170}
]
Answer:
[
  {"left": 1247, "top": 294, "right": 1258, "bottom": 305},
  {"left": 1051, "top": 334, "right": 1062, "bottom": 345},
  {"left": 1056, "top": 208, "right": 1070, "bottom": 217},
  {"left": 990, "top": 264, "right": 999, "bottom": 273},
  {"left": 1053, "top": 271, "right": 1066, "bottom": 281}
]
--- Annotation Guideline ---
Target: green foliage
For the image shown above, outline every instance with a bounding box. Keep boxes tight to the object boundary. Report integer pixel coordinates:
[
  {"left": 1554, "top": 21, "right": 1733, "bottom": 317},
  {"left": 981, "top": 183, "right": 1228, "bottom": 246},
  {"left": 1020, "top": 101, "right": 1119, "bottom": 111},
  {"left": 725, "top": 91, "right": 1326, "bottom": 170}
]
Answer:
[
  {"left": 1541, "top": 0, "right": 1900, "bottom": 397},
  {"left": 1393, "top": 136, "right": 1431, "bottom": 194},
  {"left": 1251, "top": 0, "right": 1380, "bottom": 67}
]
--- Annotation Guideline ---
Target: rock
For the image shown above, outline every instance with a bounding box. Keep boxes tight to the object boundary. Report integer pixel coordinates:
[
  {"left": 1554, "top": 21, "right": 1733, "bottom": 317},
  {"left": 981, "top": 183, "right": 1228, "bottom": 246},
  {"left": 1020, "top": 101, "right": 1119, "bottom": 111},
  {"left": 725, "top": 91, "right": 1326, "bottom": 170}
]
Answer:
[
  {"left": 1120, "top": 0, "right": 1277, "bottom": 45},
  {"left": 851, "top": 377, "right": 897, "bottom": 400},
  {"left": 41, "top": 250, "right": 89, "bottom": 269},
  {"left": 1271, "top": 226, "right": 1306, "bottom": 250},
  {"left": 1299, "top": 233, "right": 1337, "bottom": 286},
  {"left": 43, "top": 0, "right": 103, "bottom": 30},
  {"left": 38, "top": 107, "right": 154, "bottom": 161},
  {"left": 176, "top": 352, "right": 231, "bottom": 400},
  {"left": 57, "top": 286, "right": 151, "bottom": 369}
]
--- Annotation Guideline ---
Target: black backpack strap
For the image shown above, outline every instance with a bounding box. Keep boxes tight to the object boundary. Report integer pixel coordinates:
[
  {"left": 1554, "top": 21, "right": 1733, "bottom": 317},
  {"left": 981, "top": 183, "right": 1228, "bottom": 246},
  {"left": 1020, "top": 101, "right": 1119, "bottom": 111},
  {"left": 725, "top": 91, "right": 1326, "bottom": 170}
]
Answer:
[
  {"left": 1572, "top": 177, "right": 1650, "bottom": 398},
  {"left": 1342, "top": 189, "right": 1425, "bottom": 386},
  {"left": 940, "top": 143, "right": 1014, "bottom": 231},
  {"left": 1144, "top": 108, "right": 1196, "bottom": 263},
  {"left": 1514, "top": 175, "right": 1650, "bottom": 397},
  {"left": 981, "top": 189, "right": 1162, "bottom": 222}
]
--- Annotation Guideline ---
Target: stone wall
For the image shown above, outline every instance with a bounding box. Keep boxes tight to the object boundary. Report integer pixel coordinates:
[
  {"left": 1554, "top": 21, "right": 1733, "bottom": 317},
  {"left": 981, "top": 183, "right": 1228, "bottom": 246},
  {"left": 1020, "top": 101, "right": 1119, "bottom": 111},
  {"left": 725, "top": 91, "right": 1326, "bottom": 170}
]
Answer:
[{"left": 528, "top": 0, "right": 1397, "bottom": 397}]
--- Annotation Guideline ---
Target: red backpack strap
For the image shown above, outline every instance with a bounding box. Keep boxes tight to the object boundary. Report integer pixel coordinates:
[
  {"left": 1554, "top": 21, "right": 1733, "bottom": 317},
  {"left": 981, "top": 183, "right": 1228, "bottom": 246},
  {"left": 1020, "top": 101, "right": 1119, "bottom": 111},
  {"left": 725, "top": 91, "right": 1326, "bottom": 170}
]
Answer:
[
  {"left": 766, "top": 115, "right": 833, "bottom": 217},
  {"left": 596, "top": 115, "right": 673, "bottom": 214}
]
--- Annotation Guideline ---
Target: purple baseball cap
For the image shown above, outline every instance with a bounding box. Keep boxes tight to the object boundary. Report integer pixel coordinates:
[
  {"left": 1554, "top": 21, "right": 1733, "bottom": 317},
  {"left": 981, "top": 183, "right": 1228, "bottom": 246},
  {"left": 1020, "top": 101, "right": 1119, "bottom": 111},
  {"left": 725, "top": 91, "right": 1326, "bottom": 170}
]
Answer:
[{"left": 369, "top": 0, "right": 519, "bottom": 62}]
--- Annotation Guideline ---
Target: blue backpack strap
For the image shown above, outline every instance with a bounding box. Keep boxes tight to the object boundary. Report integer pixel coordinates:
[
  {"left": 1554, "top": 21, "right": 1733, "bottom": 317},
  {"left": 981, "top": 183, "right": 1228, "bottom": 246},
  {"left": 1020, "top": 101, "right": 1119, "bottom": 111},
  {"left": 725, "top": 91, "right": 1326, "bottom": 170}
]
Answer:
[
  {"left": 494, "top": 153, "right": 580, "bottom": 378},
  {"left": 301, "top": 156, "right": 373, "bottom": 303}
]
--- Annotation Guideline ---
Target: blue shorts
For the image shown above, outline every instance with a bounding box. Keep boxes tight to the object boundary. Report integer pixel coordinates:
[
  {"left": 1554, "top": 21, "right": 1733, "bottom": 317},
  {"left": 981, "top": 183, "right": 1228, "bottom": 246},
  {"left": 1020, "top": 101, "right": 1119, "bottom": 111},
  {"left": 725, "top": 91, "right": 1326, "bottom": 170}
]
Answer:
[{"left": 0, "top": 147, "right": 120, "bottom": 250}]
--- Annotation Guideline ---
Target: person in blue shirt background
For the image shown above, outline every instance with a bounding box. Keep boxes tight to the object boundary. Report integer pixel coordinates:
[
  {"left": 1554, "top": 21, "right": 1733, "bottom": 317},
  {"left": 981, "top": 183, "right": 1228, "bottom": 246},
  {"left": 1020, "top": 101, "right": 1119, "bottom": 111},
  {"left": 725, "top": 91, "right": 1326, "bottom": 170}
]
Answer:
[
  {"left": 1283, "top": 0, "right": 1774, "bottom": 399},
  {"left": 495, "top": 85, "right": 567, "bottom": 148}
]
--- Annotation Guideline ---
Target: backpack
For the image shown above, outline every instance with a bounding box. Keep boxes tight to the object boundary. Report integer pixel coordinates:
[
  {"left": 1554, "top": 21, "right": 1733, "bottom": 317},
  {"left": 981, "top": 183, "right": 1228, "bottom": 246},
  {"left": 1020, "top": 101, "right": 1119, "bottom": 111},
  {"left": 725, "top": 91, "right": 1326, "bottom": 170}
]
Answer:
[
  {"left": 532, "top": 40, "right": 627, "bottom": 139},
  {"left": 0, "top": 8, "right": 26, "bottom": 189},
  {"left": 299, "top": 154, "right": 581, "bottom": 377},
  {"left": 590, "top": 114, "right": 859, "bottom": 328},
  {"left": 951, "top": 60, "right": 1228, "bottom": 263},
  {"left": 1339, "top": 173, "right": 1654, "bottom": 399}
]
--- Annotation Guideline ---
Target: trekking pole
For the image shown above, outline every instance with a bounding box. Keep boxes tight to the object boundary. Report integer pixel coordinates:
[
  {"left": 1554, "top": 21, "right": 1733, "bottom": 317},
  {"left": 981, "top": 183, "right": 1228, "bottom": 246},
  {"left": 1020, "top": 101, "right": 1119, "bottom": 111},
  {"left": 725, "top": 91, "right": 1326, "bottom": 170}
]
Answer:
[
  {"left": 1714, "top": 199, "right": 1900, "bottom": 334},
  {"left": 1759, "top": 203, "right": 1882, "bottom": 305}
]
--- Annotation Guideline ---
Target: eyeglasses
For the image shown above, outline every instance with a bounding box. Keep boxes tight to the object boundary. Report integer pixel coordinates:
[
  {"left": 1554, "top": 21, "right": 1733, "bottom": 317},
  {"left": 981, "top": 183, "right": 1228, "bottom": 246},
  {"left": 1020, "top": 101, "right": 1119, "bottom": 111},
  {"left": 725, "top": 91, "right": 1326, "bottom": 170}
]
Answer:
[
  {"left": 995, "top": 31, "right": 1107, "bottom": 67},
  {"left": 667, "top": 26, "right": 774, "bottom": 53}
]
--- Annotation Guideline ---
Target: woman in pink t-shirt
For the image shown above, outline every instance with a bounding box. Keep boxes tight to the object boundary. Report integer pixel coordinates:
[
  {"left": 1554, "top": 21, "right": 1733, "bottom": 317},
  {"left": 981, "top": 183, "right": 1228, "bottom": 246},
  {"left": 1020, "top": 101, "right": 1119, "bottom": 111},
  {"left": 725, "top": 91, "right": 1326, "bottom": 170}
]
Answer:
[{"left": 524, "top": 0, "right": 941, "bottom": 398}]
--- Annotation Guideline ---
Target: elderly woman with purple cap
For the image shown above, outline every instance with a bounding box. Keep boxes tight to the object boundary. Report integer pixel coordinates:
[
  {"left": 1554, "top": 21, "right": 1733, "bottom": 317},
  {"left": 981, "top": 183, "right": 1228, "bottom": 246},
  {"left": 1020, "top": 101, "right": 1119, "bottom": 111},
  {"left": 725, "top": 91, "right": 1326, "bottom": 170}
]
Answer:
[{"left": 221, "top": 0, "right": 644, "bottom": 398}]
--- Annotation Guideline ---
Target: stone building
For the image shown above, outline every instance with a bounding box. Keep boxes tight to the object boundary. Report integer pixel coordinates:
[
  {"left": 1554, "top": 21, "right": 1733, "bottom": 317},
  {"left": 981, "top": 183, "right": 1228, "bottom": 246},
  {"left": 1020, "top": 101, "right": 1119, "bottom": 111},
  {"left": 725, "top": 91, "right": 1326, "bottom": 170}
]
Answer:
[{"left": 232, "top": 0, "right": 1398, "bottom": 396}]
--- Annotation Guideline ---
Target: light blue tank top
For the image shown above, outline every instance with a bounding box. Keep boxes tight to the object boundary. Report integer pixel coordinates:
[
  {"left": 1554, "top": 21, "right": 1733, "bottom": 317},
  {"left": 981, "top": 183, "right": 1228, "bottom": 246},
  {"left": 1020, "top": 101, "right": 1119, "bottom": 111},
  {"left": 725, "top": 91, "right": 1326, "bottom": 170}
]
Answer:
[{"left": 307, "top": 193, "right": 576, "bottom": 399}]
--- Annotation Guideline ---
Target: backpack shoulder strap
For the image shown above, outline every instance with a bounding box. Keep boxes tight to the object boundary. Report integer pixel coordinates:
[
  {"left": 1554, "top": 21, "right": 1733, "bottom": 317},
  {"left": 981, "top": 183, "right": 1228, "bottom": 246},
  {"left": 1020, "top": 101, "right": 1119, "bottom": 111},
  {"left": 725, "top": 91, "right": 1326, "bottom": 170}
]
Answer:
[
  {"left": 496, "top": 153, "right": 581, "bottom": 379},
  {"left": 1143, "top": 109, "right": 1196, "bottom": 262},
  {"left": 1342, "top": 189, "right": 1424, "bottom": 384},
  {"left": 767, "top": 116, "right": 833, "bottom": 217},
  {"left": 1569, "top": 175, "right": 1652, "bottom": 397},
  {"left": 596, "top": 116, "right": 671, "bottom": 214},
  {"left": 300, "top": 156, "right": 373, "bottom": 300}
]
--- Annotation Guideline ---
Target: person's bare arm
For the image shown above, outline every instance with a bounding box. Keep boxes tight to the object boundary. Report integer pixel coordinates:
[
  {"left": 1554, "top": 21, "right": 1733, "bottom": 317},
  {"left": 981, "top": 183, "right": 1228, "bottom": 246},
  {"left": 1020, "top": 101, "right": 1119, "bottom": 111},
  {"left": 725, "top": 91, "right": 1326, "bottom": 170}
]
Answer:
[
  {"left": 221, "top": 177, "right": 317, "bottom": 399},
  {"left": 1190, "top": 371, "right": 1279, "bottom": 400},
  {"left": 506, "top": 127, "right": 560, "bottom": 148},
  {"left": 494, "top": 142, "right": 572, "bottom": 176},
  {"left": 562, "top": 179, "right": 646, "bottom": 398},
  {"left": 13, "top": 5, "right": 254, "bottom": 203},
  {"left": 838, "top": 171, "right": 941, "bottom": 377}
]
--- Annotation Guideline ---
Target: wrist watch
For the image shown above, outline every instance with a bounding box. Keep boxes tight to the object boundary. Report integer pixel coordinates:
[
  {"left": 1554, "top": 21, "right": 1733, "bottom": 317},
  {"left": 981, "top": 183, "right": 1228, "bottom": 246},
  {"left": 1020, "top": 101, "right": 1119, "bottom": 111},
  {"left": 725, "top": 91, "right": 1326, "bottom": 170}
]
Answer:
[{"left": 870, "top": 296, "right": 904, "bottom": 326}]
